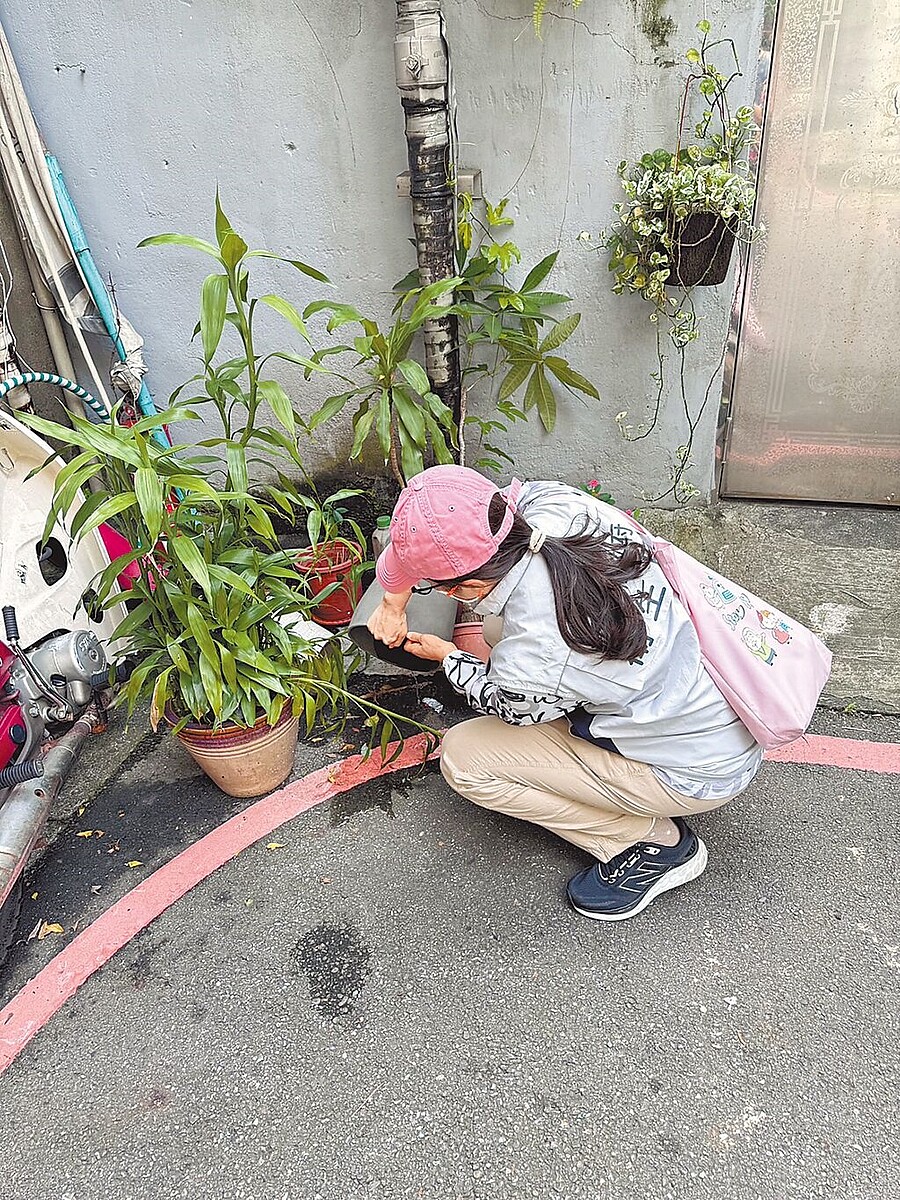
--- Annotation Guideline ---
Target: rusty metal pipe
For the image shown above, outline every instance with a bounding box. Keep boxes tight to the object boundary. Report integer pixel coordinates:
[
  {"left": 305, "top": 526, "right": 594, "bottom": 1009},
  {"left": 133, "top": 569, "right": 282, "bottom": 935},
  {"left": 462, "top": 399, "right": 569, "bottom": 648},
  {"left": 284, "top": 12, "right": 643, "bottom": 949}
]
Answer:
[{"left": 0, "top": 702, "right": 98, "bottom": 908}]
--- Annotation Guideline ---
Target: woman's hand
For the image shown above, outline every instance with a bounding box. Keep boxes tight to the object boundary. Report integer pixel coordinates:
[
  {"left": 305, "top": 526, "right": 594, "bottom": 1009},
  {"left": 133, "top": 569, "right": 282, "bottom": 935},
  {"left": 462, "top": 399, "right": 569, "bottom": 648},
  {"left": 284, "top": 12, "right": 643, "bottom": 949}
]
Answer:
[
  {"left": 404, "top": 631, "right": 457, "bottom": 663},
  {"left": 367, "top": 591, "right": 411, "bottom": 648}
]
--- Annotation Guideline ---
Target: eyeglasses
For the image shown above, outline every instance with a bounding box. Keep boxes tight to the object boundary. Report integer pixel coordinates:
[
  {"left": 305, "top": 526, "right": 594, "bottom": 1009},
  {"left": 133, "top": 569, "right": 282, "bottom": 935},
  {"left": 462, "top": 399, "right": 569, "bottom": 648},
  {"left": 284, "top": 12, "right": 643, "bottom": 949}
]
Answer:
[{"left": 411, "top": 581, "right": 474, "bottom": 598}]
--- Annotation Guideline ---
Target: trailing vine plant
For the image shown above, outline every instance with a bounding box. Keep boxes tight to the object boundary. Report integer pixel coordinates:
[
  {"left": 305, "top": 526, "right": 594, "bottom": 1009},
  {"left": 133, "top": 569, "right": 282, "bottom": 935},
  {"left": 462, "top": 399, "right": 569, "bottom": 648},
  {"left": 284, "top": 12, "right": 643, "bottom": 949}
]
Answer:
[{"left": 598, "top": 22, "right": 759, "bottom": 503}]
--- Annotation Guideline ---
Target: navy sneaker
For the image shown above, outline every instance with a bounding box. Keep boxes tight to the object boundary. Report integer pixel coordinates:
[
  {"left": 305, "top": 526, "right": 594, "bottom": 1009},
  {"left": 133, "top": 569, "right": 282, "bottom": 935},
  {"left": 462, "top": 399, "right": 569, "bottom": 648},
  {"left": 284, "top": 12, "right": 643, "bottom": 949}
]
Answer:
[{"left": 566, "top": 818, "right": 708, "bottom": 921}]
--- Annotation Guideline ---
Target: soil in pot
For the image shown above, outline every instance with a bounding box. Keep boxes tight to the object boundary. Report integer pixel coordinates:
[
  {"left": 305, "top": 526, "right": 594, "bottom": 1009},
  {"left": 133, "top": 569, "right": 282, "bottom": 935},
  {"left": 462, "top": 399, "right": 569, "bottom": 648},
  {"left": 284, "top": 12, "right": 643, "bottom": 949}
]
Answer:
[
  {"left": 294, "top": 541, "right": 364, "bottom": 627},
  {"left": 671, "top": 213, "right": 736, "bottom": 287},
  {"left": 172, "top": 708, "right": 299, "bottom": 798}
]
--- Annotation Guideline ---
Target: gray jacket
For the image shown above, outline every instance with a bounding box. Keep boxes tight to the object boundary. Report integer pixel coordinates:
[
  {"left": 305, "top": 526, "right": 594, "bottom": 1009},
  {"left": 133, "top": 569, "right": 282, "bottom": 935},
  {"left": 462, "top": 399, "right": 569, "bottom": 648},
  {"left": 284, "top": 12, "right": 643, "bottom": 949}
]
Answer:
[{"left": 443, "top": 481, "right": 763, "bottom": 799}]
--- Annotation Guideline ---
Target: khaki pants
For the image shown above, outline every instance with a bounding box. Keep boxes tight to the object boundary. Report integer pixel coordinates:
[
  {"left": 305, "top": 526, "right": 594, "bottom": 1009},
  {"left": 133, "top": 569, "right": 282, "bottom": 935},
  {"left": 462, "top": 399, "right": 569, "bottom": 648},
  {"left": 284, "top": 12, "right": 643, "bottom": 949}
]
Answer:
[{"left": 440, "top": 717, "right": 734, "bottom": 862}]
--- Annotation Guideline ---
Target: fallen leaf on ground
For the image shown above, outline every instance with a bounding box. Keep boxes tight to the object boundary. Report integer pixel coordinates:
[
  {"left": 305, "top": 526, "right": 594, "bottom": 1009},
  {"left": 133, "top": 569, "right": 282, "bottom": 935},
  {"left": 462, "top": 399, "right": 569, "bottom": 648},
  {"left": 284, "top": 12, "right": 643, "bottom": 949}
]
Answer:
[
  {"left": 126, "top": 860, "right": 143, "bottom": 868},
  {"left": 266, "top": 842, "right": 284, "bottom": 851},
  {"left": 38, "top": 922, "right": 65, "bottom": 940},
  {"left": 31, "top": 892, "right": 38, "bottom": 900},
  {"left": 27, "top": 920, "right": 41, "bottom": 942},
  {"left": 90, "top": 884, "right": 101, "bottom": 895},
  {"left": 76, "top": 829, "right": 101, "bottom": 838},
  {"left": 106, "top": 841, "right": 121, "bottom": 855}
]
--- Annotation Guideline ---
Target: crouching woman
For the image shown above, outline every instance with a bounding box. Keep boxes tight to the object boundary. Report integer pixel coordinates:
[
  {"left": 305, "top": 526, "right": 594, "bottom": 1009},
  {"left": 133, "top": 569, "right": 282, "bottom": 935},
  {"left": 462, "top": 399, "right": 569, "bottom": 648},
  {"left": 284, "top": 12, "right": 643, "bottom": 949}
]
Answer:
[{"left": 368, "top": 466, "right": 763, "bottom": 921}]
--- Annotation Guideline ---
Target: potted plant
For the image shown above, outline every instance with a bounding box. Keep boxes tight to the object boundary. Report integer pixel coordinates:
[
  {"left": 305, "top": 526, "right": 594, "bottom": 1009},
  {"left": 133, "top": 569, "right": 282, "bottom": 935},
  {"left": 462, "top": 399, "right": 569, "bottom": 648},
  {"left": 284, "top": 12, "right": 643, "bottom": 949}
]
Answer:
[
  {"left": 292, "top": 487, "right": 367, "bottom": 627},
  {"left": 599, "top": 23, "right": 758, "bottom": 504},
  {"left": 22, "top": 198, "right": 433, "bottom": 795},
  {"left": 604, "top": 23, "right": 757, "bottom": 341}
]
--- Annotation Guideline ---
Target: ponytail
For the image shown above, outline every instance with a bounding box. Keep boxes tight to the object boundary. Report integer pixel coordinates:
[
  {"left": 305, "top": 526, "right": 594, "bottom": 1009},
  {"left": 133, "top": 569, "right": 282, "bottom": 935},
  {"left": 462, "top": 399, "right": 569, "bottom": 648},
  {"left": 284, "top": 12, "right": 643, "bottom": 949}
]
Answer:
[{"left": 435, "top": 495, "right": 653, "bottom": 661}]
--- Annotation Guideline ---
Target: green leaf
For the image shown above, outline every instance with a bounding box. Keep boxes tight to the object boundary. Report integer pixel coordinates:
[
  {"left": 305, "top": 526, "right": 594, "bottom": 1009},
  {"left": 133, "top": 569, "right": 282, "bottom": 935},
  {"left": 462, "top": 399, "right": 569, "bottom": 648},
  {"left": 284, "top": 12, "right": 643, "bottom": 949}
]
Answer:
[
  {"left": 257, "top": 379, "right": 296, "bottom": 439},
  {"left": 134, "top": 466, "right": 165, "bottom": 545},
  {"left": 540, "top": 312, "right": 581, "bottom": 352},
  {"left": 375, "top": 389, "right": 392, "bottom": 458},
  {"left": 350, "top": 407, "right": 376, "bottom": 460},
  {"left": 226, "top": 443, "right": 248, "bottom": 493},
  {"left": 186, "top": 601, "right": 218, "bottom": 662},
  {"left": 169, "top": 534, "right": 212, "bottom": 597},
  {"left": 497, "top": 360, "right": 532, "bottom": 402},
  {"left": 523, "top": 368, "right": 542, "bottom": 413},
  {"left": 214, "top": 190, "right": 234, "bottom": 248},
  {"left": 220, "top": 231, "right": 248, "bottom": 270},
  {"left": 397, "top": 359, "right": 432, "bottom": 397},
  {"left": 399, "top": 437, "right": 424, "bottom": 483},
  {"left": 521, "top": 252, "right": 559, "bottom": 293},
  {"left": 406, "top": 277, "right": 463, "bottom": 328},
  {"left": 393, "top": 388, "right": 426, "bottom": 448},
  {"left": 308, "top": 389, "right": 356, "bottom": 431},
  {"left": 200, "top": 274, "right": 229, "bottom": 363},
  {"left": 544, "top": 356, "right": 601, "bottom": 400},
  {"left": 138, "top": 234, "right": 222, "bottom": 260},
  {"left": 71, "top": 492, "right": 137, "bottom": 541},
  {"left": 207, "top": 563, "right": 255, "bottom": 596},
  {"left": 244, "top": 497, "right": 276, "bottom": 543},
  {"left": 534, "top": 368, "right": 557, "bottom": 432},
  {"left": 423, "top": 414, "right": 453, "bottom": 465},
  {"left": 247, "top": 251, "right": 331, "bottom": 284},
  {"left": 258, "top": 294, "right": 312, "bottom": 345},
  {"left": 198, "top": 650, "right": 223, "bottom": 719},
  {"left": 302, "top": 300, "right": 366, "bottom": 328}
]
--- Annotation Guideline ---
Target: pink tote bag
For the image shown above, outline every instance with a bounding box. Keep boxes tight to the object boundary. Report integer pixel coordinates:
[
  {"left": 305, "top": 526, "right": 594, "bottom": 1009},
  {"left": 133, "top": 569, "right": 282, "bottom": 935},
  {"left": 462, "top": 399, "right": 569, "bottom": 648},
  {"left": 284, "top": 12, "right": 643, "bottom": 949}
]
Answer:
[{"left": 624, "top": 518, "right": 833, "bottom": 749}]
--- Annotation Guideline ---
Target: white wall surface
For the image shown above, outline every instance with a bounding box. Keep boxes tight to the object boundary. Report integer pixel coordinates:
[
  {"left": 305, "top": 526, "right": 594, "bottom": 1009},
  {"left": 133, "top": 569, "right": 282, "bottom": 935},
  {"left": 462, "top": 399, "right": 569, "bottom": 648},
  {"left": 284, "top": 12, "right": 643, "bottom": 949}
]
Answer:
[{"left": 4, "top": 0, "right": 763, "bottom": 506}]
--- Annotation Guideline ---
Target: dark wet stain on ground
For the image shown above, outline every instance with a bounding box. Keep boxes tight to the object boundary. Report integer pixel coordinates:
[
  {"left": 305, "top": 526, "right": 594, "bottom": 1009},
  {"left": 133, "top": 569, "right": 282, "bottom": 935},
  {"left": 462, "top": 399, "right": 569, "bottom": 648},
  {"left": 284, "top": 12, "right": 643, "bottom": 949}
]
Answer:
[
  {"left": 0, "top": 674, "right": 466, "bottom": 1002},
  {"left": 292, "top": 921, "right": 371, "bottom": 1019},
  {"left": 330, "top": 776, "right": 409, "bottom": 827}
]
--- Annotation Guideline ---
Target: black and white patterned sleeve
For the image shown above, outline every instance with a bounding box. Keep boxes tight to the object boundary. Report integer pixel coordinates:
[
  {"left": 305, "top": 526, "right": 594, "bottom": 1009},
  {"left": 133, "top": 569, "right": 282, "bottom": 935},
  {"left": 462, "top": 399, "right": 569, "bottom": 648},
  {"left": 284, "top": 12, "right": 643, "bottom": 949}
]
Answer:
[{"left": 442, "top": 650, "right": 576, "bottom": 725}]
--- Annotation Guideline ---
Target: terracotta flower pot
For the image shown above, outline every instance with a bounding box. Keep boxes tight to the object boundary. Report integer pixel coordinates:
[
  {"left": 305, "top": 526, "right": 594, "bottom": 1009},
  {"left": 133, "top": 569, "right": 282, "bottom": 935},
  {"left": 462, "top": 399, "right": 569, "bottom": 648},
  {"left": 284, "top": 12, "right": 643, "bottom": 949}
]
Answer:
[
  {"left": 172, "top": 707, "right": 299, "bottom": 798},
  {"left": 453, "top": 621, "right": 491, "bottom": 663},
  {"left": 294, "top": 541, "right": 363, "bottom": 627}
]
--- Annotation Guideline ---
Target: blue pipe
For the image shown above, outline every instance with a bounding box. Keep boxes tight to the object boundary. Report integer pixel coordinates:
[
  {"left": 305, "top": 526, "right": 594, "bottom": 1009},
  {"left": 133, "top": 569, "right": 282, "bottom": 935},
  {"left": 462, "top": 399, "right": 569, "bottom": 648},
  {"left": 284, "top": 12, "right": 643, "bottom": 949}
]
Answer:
[
  {"left": 0, "top": 371, "right": 107, "bottom": 422},
  {"left": 45, "top": 155, "right": 169, "bottom": 449}
]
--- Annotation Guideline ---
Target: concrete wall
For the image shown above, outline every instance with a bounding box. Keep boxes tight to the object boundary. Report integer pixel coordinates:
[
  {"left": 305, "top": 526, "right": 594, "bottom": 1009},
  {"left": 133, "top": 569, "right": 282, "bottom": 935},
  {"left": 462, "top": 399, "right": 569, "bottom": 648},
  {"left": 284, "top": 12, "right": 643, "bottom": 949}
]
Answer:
[{"left": 5, "top": 0, "right": 763, "bottom": 506}]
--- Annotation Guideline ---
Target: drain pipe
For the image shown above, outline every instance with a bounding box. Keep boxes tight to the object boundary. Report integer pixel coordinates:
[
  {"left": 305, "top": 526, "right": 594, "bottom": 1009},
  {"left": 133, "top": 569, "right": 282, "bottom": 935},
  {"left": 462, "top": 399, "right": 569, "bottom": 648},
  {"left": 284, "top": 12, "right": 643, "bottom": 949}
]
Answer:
[
  {"left": 394, "top": 0, "right": 462, "bottom": 429},
  {"left": 0, "top": 702, "right": 99, "bottom": 909}
]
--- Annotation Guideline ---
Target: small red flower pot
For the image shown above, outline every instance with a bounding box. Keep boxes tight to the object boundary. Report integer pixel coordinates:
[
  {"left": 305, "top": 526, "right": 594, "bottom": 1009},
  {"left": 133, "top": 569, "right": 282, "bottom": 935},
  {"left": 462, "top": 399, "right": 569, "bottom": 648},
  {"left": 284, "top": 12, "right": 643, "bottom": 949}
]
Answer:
[
  {"left": 294, "top": 541, "right": 364, "bottom": 627},
  {"left": 452, "top": 621, "right": 491, "bottom": 663}
]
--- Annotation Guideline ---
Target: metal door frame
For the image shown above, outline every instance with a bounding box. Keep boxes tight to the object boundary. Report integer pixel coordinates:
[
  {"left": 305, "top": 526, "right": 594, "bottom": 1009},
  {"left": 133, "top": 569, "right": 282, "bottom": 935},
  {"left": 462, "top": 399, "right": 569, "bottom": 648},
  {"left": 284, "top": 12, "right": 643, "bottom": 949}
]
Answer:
[{"left": 716, "top": 0, "right": 782, "bottom": 498}]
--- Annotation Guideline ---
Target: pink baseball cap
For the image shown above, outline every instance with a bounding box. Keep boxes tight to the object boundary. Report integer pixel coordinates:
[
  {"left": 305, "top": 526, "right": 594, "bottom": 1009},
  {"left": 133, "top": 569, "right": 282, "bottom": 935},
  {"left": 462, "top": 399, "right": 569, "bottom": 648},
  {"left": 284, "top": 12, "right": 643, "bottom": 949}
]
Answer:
[{"left": 375, "top": 466, "right": 523, "bottom": 593}]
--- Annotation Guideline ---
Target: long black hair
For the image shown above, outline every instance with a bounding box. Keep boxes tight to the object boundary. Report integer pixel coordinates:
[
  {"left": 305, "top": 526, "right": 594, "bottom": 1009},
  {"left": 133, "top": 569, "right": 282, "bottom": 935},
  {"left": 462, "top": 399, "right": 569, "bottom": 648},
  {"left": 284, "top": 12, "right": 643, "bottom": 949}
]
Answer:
[{"left": 436, "top": 494, "right": 653, "bottom": 661}]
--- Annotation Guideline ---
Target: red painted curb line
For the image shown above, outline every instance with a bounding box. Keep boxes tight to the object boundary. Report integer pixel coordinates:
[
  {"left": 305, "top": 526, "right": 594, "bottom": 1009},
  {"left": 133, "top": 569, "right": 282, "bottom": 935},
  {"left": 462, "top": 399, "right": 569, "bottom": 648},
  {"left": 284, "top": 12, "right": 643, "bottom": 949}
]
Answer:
[
  {"left": 0, "top": 735, "right": 437, "bottom": 1077},
  {"left": 765, "top": 734, "right": 900, "bottom": 773},
  {"left": 1, "top": 727, "right": 896, "bottom": 1077}
]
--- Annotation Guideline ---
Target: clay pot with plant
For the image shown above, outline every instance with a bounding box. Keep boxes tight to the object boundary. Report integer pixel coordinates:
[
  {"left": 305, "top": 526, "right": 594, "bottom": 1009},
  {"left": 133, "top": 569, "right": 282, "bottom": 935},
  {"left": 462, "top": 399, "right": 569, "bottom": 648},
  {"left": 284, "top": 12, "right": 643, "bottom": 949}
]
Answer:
[
  {"left": 292, "top": 488, "right": 368, "bottom": 627},
  {"left": 24, "top": 196, "right": 434, "bottom": 796}
]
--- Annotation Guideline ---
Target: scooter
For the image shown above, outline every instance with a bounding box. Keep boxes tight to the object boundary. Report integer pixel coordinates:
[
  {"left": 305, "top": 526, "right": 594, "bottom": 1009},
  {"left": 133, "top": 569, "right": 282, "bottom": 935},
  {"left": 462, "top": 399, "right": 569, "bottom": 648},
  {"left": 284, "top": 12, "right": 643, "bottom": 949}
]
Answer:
[{"left": 0, "top": 604, "right": 132, "bottom": 963}]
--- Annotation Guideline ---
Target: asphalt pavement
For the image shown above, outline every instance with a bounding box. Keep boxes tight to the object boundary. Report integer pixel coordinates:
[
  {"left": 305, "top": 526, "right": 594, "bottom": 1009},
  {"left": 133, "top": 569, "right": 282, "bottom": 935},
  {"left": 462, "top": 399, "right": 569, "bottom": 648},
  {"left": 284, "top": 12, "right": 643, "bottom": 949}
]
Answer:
[{"left": 0, "top": 707, "right": 898, "bottom": 1200}]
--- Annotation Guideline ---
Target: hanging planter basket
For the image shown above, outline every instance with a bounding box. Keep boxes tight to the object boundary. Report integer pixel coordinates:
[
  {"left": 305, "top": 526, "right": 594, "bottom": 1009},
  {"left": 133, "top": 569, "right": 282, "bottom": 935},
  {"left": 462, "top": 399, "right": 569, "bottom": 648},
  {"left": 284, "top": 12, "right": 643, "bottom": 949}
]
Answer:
[
  {"left": 670, "top": 213, "right": 736, "bottom": 288},
  {"left": 294, "top": 540, "right": 364, "bottom": 627}
]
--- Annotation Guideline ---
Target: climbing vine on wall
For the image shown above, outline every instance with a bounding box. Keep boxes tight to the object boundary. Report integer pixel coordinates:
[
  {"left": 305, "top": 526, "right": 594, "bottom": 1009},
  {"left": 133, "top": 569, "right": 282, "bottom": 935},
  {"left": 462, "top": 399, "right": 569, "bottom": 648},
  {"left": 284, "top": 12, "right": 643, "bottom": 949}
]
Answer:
[{"left": 532, "top": 0, "right": 584, "bottom": 36}]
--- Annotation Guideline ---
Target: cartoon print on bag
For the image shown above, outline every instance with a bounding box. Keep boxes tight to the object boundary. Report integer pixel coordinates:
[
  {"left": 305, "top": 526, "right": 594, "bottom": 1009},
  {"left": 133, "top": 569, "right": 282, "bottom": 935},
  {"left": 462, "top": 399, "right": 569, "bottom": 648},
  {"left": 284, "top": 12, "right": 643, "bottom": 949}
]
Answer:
[
  {"left": 757, "top": 609, "right": 792, "bottom": 645},
  {"left": 741, "top": 628, "right": 777, "bottom": 665},
  {"left": 701, "top": 580, "right": 736, "bottom": 609},
  {"left": 723, "top": 604, "right": 746, "bottom": 630}
]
